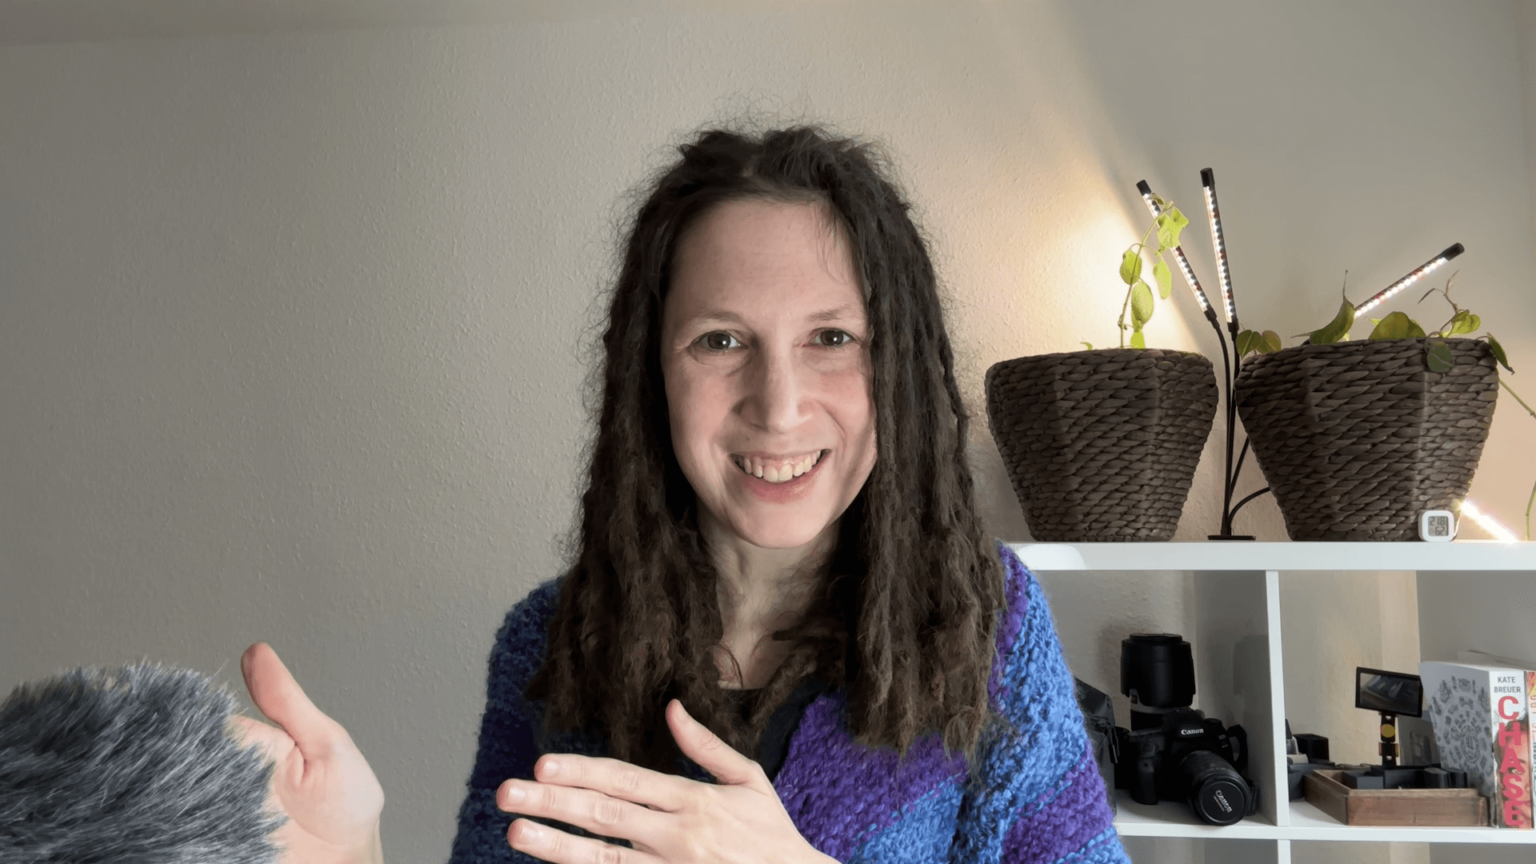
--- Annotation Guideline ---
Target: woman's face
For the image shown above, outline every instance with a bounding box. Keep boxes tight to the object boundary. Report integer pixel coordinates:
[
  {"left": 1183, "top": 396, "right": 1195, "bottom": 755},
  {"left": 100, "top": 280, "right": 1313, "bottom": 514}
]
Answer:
[{"left": 660, "top": 198, "right": 877, "bottom": 554}]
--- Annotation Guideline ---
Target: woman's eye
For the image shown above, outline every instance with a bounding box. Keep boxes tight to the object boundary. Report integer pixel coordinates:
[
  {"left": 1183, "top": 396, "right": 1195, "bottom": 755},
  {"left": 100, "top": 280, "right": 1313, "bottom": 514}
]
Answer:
[
  {"left": 700, "top": 332, "right": 739, "bottom": 351},
  {"left": 696, "top": 331, "right": 855, "bottom": 351},
  {"left": 817, "top": 329, "right": 855, "bottom": 348}
]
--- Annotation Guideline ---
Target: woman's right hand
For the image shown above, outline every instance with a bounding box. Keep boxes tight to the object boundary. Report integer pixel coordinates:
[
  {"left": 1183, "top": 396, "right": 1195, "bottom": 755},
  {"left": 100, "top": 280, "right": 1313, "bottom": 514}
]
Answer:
[{"left": 233, "top": 642, "right": 386, "bottom": 864}]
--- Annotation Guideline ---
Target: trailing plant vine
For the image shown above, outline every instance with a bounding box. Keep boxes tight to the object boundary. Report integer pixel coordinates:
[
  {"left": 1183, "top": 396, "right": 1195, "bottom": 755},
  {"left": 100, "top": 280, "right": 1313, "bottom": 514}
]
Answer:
[{"left": 1084, "top": 196, "right": 1190, "bottom": 350}]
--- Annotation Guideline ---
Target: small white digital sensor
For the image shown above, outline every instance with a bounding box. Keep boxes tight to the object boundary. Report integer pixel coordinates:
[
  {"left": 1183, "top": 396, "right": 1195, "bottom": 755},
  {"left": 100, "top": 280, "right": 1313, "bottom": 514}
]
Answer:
[{"left": 1418, "top": 510, "right": 1456, "bottom": 542}]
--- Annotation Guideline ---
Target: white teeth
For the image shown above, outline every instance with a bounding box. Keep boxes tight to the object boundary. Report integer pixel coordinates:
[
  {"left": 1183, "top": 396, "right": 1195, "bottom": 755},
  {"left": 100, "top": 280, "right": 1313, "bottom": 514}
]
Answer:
[{"left": 733, "top": 451, "right": 824, "bottom": 484}]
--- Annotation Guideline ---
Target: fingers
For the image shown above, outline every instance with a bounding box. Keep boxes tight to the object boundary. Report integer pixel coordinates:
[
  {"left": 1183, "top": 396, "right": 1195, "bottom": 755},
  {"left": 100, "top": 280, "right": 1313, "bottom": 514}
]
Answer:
[
  {"left": 240, "top": 642, "right": 338, "bottom": 759},
  {"left": 507, "top": 818, "right": 660, "bottom": 864},
  {"left": 503, "top": 755, "right": 690, "bottom": 813},
  {"left": 665, "top": 699, "right": 764, "bottom": 789},
  {"left": 500, "top": 779, "right": 662, "bottom": 854}
]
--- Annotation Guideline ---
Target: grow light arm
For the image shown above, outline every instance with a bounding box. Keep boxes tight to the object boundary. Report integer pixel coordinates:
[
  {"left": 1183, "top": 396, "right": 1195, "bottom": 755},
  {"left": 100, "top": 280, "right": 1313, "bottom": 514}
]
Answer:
[
  {"left": 1355, "top": 243, "right": 1465, "bottom": 316},
  {"left": 1137, "top": 180, "right": 1218, "bottom": 320},
  {"left": 1137, "top": 177, "right": 1257, "bottom": 540},
  {"left": 1201, "top": 168, "right": 1241, "bottom": 336}
]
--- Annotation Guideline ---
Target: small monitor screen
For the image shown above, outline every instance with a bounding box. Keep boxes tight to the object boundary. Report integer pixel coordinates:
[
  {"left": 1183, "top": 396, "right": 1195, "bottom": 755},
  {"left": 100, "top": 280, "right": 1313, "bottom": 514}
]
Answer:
[{"left": 1356, "top": 668, "right": 1423, "bottom": 717}]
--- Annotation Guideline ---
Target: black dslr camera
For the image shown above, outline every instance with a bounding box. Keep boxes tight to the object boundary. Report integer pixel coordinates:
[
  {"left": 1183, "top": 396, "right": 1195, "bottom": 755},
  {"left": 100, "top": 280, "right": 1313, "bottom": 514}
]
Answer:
[{"left": 1114, "top": 633, "right": 1259, "bottom": 826}]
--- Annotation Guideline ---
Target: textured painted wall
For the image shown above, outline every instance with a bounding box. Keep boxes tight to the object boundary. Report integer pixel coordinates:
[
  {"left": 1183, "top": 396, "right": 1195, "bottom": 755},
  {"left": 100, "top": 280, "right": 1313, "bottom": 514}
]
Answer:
[{"left": 2, "top": 2, "right": 1533, "bottom": 862}]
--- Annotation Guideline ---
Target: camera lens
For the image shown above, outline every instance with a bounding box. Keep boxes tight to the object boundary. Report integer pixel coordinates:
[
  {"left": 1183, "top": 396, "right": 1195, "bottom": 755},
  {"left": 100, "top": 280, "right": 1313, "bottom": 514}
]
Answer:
[{"left": 1178, "top": 750, "right": 1251, "bottom": 826}]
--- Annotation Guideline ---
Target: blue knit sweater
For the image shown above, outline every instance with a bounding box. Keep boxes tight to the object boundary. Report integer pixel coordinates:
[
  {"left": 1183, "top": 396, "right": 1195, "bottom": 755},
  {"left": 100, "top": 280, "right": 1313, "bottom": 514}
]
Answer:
[{"left": 448, "top": 543, "right": 1128, "bottom": 863}]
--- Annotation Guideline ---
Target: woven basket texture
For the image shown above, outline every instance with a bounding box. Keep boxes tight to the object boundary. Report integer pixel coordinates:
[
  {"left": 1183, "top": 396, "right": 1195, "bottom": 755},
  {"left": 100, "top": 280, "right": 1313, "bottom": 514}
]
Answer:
[
  {"left": 1233, "top": 339, "right": 1497, "bottom": 541},
  {"left": 984, "top": 349, "right": 1217, "bottom": 542}
]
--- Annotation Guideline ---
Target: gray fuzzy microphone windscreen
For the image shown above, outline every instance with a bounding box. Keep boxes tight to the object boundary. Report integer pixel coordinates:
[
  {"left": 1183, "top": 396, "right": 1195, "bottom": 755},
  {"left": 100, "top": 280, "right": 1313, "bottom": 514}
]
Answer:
[{"left": 0, "top": 661, "right": 287, "bottom": 864}]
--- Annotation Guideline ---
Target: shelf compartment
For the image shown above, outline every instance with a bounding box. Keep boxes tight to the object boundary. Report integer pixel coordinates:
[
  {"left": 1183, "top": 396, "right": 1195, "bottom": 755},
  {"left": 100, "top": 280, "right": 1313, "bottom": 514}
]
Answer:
[
  {"left": 1287, "top": 800, "right": 1536, "bottom": 843},
  {"left": 1010, "top": 540, "right": 1536, "bottom": 861},
  {"left": 1113, "top": 795, "right": 1536, "bottom": 844},
  {"left": 1113, "top": 794, "right": 1280, "bottom": 839}
]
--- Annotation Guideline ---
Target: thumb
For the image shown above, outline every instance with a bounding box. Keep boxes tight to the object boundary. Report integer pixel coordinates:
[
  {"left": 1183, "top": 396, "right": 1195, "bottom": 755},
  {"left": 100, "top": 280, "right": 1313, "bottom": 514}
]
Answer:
[
  {"left": 227, "top": 713, "right": 291, "bottom": 765},
  {"left": 241, "top": 642, "right": 337, "bottom": 758},
  {"left": 666, "top": 699, "right": 764, "bottom": 789}
]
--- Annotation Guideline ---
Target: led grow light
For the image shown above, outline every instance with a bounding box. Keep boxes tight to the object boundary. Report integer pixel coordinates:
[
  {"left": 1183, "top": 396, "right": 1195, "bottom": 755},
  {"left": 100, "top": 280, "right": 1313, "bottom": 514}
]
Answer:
[
  {"left": 1200, "top": 168, "right": 1237, "bottom": 327},
  {"left": 1355, "top": 244, "right": 1465, "bottom": 316},
  {"left": 1137, "top": 180, "right": 1213, "bottom": 314},
  {"left": 1458, "top": 498, "right": 1517, "bottom": 543}
]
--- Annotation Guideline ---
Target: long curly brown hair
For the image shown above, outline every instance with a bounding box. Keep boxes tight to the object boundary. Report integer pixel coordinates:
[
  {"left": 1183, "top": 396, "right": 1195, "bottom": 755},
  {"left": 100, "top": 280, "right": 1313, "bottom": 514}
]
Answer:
[{"left": 525, "top": 124, "right": 1005, "bottom": 774}]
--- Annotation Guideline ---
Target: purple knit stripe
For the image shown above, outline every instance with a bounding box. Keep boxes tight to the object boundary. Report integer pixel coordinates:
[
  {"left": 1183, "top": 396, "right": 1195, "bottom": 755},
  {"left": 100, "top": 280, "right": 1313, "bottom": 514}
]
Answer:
[
  {"left": 988, "top": 544, "right": 1031, "bottom": 706},
  {"left": 772, "top": 695, "right": 969, "bottom": 861},
  {"left": 1001, "top": 751, "right": 1116, "bottom": 862}
]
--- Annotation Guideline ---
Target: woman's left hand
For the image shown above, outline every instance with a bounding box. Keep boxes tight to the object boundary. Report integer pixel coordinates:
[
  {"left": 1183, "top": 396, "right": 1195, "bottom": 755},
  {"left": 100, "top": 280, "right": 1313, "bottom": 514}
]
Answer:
[{"left": 496, "top": 699, "right": 834, "bottom": 864}]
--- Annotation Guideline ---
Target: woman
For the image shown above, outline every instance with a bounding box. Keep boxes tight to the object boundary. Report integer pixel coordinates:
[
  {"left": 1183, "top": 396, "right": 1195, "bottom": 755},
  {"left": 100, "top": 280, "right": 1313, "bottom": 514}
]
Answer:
[{"left": 237, "top": 125, "right": 1128, "bottom": 864}]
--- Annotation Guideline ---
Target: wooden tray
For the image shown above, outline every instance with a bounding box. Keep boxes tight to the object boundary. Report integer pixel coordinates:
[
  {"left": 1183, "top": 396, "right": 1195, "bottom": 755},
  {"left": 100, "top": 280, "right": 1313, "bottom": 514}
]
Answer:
[{"left": 1303, "top": 769, "right": 1487, "bottom": 827}]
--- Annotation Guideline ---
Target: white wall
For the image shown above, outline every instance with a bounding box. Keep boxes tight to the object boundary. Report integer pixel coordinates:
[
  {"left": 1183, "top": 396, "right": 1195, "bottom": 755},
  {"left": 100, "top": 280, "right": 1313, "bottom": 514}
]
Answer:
[
  {"left": 1523, "top": 0, "right": 1536, "bottom": 253},
  {"left": 2, "top": 2, "right": 1533, "bottom": 861}
]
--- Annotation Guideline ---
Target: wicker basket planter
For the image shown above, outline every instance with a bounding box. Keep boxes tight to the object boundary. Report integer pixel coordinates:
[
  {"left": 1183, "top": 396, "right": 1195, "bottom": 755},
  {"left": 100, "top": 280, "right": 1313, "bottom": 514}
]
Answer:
[
  {"left": 1233, "top": 339, "right": 1498, "bottom": 541},
  {"left": 984, "top": 349, "right": 1218, "bottom": 542}
]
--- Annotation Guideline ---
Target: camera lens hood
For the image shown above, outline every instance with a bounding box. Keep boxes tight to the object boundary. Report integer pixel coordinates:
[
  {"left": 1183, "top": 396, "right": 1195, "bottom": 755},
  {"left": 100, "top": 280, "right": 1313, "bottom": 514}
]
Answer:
[{"left": 1121, "top": 633, "right": 1196, "bottom": 709}]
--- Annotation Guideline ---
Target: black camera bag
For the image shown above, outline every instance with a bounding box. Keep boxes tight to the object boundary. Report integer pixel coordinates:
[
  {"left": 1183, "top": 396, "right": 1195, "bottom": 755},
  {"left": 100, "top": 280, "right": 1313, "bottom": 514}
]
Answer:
[{"left": 1074, "top": 677, "right": 1118, "bottom": 814}]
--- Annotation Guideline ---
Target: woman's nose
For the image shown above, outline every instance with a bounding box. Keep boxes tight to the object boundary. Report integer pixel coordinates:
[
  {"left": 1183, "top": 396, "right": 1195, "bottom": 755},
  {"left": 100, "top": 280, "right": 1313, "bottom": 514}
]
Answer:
[{"left": 743, "top": 347, "right": 807, "bottom": 432}]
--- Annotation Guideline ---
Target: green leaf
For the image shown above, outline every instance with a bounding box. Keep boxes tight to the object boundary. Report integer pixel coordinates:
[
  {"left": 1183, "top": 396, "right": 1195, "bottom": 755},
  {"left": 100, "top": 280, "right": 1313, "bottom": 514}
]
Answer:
[
  {"left": 1487, "top": 334, "right": 1513, "bottom": 373},
  {"left": 1236, "top": 330, "right": 1262, "bottom": 358},
  {"left": 1309, "top": 299, "right": 1356, "bottom": 345},
  {"left": 1153, "top": 258, "right": 1172, "bottom": 299},
  {"left": 1081, "top": 341, "right": 1094, "bottom": 350},
  {"left": 1368, "top": 311, "right": 1427, "bottom": 340},
  {"left": 1425, "top": 339, "right": 1454, "bottom": 373},
  {"left": 1156, "top": 207, "right": 1189, "bottom": 252},
  {"left": 1131, "top": 281, "right": 1155, "bottom": 329},
  {"left": 1237, "top": 329, "right": 1284, "bottom": 357},
  {"left": 1130, "top": 330, "right": 1146, "bottom": 349},
  {"left": 1446, "top": 309, "right": 1479, "bottom": 336},
  {"left": 1120, "top": 249, "right": 1142, "bottom": 286}
]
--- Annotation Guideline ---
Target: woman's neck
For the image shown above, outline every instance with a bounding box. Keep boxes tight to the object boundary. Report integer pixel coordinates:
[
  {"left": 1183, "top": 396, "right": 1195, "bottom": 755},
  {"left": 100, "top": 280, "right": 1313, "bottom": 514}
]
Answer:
[
  {"left": 712, "top": 575, "right": 815, "bottom": 688},
  {"left": 701, "top": 516, "right": 836, "bottom": 688}
]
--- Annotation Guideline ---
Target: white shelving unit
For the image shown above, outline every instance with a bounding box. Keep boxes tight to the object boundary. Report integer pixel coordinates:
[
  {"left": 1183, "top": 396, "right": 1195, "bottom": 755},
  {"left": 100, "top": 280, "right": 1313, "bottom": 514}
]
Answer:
[{"left": 1011, "top": 541, "right": 1536, "bottom": 864}]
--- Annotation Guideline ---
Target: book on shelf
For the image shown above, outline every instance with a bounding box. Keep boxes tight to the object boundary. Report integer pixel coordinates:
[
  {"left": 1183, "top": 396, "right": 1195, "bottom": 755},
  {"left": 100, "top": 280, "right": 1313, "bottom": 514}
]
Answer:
[
  {"left": 1461, "top": 649, "right": 1536, "bottom": 831},
  {"left": 1421, "top": 659, "right": 1534, "bottom": 828},
  {"left": 1529, "top": 669, "right": 1536, "bottom": 827}
]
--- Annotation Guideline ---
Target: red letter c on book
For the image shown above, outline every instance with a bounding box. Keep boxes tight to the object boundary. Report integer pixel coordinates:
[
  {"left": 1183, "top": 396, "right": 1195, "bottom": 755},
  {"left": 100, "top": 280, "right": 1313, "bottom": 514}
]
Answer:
[{"left": 1499, "top": 695, "right": 1521, "bottom": 721}]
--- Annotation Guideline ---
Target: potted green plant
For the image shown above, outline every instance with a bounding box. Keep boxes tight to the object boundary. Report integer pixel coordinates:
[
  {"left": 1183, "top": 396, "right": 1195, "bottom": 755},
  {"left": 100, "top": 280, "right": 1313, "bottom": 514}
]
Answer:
[
  {"left": 1232, "top": 273, "right": 1518, "bottom": 540},
  {"left": 985, "top": 197, "right": 1218, "bottom": 541}
]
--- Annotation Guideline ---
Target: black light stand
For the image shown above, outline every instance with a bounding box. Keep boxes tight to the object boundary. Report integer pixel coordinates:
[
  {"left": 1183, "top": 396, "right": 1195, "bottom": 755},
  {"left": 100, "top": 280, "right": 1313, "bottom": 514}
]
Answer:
[
  {"left": 1137, "top": 173, "right": 1269, "bottom": 540},
  {"left": 1140, "top": 173, "right": 1466, "bottom": 539}
]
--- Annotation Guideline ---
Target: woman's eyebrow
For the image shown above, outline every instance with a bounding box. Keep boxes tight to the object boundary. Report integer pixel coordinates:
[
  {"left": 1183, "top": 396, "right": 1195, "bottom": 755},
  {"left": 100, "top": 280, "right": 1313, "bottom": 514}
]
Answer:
[{"left": 687, "top": 306, "right": 864, "bottom": 326}]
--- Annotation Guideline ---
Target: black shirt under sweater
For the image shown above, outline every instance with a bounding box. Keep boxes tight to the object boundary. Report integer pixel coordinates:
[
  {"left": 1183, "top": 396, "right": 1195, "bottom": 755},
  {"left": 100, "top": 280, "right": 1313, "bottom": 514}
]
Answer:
[{"left": 720, "top": 677, "right": 828, "bottom": 783}]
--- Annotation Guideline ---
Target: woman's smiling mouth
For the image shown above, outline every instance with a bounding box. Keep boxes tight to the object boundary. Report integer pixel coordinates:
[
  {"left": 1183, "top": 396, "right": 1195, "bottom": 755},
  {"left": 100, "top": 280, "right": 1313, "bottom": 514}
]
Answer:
[{"left": 730, "top": 450, "right": 829, "bottom": 485}]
